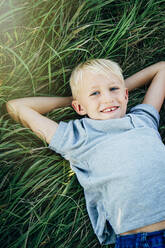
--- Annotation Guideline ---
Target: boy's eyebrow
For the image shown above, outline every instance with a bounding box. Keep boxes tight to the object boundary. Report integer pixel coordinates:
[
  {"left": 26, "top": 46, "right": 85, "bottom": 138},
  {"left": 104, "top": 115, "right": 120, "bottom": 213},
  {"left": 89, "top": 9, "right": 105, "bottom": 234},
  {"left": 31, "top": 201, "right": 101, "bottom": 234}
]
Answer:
[
  {"left": 90, "top": 85, "right": 99, "bottom": 90},
  {"left": 89, "top": 81, "right": 120, "bottom": 90}
]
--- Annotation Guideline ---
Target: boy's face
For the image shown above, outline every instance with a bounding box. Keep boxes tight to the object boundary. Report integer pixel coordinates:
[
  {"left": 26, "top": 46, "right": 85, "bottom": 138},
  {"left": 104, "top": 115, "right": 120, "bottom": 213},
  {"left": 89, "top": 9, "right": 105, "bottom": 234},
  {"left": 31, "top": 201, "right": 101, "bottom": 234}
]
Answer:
[{"left": 72, "top": 70, "right": 128, "bottom": 120}]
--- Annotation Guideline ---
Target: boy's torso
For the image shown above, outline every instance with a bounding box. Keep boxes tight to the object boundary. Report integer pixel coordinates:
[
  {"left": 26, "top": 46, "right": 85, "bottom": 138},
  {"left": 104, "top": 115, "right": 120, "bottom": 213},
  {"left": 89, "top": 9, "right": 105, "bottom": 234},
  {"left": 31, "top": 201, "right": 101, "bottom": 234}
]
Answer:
[{"left": 49, "top": 104, "right": 165, "bottom": 242}]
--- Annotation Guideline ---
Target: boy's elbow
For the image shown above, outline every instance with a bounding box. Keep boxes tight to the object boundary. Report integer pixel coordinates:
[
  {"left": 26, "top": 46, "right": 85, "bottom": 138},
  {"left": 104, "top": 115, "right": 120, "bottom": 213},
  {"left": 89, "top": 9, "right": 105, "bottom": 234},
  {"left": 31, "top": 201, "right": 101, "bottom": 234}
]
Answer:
[
  {"left": 6, "top": 100, "right": 12, "bottom": 113},
  {"left": 6, "top": 100, "right": 16, "bottom": 113},
  {"left": 6, "top": 100, "right": 20, "bottom": 121}
]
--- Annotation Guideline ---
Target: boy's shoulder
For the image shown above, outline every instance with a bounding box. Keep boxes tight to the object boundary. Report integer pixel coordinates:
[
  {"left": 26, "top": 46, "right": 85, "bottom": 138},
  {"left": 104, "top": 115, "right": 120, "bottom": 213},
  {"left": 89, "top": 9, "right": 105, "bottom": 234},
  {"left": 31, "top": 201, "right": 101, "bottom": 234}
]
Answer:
[
  {"left": 128, "top": 103, "right": 160, "bottom": 130},
  {"left": 129, "top": 103, "right": 159, "bottom": 118}
]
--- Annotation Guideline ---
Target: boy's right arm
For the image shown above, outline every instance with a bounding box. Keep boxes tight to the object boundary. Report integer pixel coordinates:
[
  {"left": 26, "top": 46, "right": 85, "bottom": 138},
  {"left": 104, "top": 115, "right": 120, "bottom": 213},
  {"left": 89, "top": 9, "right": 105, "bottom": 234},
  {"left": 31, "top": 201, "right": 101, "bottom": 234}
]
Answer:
[{"left": 6, "top": 96, "right": 72, "bottom": 144}]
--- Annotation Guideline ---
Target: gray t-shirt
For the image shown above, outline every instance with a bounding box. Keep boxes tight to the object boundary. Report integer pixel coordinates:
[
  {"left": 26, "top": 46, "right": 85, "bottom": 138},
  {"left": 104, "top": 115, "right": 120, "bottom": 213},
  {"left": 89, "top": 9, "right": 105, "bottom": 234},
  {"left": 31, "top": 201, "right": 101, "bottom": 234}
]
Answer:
[{"left": 49, "top": 104, "right": 165, "bottom": 245}]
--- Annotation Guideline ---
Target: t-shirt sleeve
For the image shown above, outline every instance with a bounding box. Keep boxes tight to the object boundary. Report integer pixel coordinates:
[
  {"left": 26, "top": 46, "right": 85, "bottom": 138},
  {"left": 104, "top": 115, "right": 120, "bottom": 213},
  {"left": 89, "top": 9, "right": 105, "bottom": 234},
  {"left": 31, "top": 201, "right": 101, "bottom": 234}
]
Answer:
[
  {"left": 48, "top": 119, "right": 86, "bottom": 161},
  {"left": 129, "top": 103, "right": 160, "bottom": 130}
]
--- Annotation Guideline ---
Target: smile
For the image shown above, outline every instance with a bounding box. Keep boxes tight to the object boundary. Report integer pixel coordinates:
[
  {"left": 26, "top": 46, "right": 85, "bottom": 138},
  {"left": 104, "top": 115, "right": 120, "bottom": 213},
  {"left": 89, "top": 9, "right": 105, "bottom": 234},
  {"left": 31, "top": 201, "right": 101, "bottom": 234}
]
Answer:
[{"left": 101, "top": 106, "right": 119, "bottom": 113}]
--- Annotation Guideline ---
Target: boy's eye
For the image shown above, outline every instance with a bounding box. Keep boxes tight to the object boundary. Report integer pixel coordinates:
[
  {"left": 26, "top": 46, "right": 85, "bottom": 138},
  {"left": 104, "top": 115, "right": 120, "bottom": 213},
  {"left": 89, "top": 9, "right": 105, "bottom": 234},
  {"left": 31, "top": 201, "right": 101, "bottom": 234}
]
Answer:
[
  {"left": 110, "top": 87, "right": 119, "bottom": 91},
  {"left": 90, "top": 91, "right": 100, "bottom": 96}
]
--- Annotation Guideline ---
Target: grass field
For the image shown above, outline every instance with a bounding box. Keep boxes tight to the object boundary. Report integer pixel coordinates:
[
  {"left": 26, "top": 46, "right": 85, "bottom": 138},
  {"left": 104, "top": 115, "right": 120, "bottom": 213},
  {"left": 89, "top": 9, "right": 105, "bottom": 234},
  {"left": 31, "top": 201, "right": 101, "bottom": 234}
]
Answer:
[{"left": 0, "top": 0, "right": 165, "bottom": 247}]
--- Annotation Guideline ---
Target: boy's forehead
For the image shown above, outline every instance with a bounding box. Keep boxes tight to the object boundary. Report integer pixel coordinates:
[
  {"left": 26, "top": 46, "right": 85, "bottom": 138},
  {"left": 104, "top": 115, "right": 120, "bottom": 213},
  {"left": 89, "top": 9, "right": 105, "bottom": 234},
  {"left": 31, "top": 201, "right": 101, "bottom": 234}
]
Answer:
[{"left": 81, "top": 69, "right": 124, "bottom": 87}]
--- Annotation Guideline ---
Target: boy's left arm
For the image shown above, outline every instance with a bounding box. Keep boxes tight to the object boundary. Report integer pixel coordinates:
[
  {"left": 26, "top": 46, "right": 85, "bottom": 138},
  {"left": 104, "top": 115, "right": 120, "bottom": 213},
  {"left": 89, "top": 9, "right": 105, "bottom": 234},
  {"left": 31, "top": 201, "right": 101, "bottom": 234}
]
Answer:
[
  {"left": 125, "top": 61, "right": 165, "bottom": 112},
  {"left": 143, "top": 67, "right": 165, "bottom": 112}
]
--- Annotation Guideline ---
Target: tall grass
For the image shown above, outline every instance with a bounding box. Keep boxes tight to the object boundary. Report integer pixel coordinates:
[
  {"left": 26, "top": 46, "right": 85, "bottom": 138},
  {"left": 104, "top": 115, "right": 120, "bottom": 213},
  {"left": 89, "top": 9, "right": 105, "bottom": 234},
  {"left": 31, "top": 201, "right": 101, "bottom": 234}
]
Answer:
[{"left": 0, "top": 0, "right": 165, "bottom": 247}]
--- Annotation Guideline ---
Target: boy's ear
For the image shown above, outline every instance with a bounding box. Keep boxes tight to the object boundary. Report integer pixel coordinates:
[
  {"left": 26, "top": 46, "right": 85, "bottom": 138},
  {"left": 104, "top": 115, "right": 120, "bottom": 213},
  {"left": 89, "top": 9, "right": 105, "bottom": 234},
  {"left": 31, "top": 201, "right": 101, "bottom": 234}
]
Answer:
[
  {"left": 125, "top": 88, "right": 129, "bottom": 102},
  {"left": 72, "top": 100, "right": 87, "bottom": 115}
]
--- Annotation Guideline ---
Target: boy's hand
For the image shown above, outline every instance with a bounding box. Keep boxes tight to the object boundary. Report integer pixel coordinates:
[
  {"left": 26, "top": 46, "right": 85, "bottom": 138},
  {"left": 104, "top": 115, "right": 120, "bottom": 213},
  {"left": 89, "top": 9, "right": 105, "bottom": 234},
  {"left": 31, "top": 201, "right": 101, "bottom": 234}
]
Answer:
[{"left": 6, "top": 96, "right": 73, "bottom": 144}]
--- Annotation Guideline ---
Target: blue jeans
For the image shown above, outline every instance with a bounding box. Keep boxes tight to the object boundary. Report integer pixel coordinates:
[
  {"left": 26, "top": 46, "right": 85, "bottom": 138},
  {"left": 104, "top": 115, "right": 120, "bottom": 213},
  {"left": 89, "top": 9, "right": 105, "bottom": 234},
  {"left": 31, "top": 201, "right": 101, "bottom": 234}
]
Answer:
[{"left": 115, "top": 230, "right": 165, "bottom": 248}]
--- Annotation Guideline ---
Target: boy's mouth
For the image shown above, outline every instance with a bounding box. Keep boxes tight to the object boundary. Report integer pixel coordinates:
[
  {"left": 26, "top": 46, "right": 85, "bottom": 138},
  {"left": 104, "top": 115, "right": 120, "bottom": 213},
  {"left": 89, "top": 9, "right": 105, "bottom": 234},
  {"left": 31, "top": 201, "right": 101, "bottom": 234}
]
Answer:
[{"left": 101, "top": 106, "right": 119, "bottom": 113}]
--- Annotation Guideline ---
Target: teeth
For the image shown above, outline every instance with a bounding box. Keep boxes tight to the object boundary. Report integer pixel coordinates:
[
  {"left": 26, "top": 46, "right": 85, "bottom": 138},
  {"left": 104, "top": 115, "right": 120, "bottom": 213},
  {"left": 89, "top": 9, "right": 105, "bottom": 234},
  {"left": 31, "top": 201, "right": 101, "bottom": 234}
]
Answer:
[
  {"left": 111, "top": 107, "right": 116, "bottom": 111},
  {"left": 102, "top": 107, "right": 118, "bottom": 113},
  {"left": 104, "top": 108, "right": 111, "bottom": 112}
]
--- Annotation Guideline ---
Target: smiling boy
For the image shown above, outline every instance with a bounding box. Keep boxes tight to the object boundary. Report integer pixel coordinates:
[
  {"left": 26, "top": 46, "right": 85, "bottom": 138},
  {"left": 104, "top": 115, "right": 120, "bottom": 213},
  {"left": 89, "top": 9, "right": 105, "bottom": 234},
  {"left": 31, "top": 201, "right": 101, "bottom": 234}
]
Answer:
[
  {"left": 6, "top": 59, "right": 165, "bottom": 247},
  {"left": 71, "top": 68, "right": 128, "bottom": 120}
]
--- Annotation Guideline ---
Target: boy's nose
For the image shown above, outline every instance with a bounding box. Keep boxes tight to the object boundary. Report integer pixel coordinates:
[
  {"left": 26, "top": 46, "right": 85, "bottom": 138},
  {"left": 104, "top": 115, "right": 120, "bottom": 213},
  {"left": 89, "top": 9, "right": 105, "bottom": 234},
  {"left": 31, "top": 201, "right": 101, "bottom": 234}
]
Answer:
[{"left": 101, "top": 91, "right": 113, "bottom": 103}]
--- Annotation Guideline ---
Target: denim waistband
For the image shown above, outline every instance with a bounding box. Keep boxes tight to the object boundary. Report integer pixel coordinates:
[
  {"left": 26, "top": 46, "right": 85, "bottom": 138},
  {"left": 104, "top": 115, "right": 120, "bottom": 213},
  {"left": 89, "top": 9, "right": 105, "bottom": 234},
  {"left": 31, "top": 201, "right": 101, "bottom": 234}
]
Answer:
[
  {"left": 116, "top": 229, "right": 165, "bottom": 243},
  {"left": 116, "top": 229, "right": 165, "bottom": 248},
  {"left": 117, "top": 229, "right": 165, "bottom": 239}
]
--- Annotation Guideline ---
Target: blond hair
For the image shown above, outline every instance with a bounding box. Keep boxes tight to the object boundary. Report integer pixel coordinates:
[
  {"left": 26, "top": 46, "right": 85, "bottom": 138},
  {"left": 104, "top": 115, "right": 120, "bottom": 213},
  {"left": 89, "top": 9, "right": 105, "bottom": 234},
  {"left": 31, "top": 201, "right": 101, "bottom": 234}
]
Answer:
[{"left": 70, "top": 58, "right": 124, "bottom": 99}]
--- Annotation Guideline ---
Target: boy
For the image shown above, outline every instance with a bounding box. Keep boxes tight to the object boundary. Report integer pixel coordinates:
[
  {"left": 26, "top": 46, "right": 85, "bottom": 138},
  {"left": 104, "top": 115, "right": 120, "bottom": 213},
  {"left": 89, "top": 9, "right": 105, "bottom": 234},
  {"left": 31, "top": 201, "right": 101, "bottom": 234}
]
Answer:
[{"left": 6, "top": 59, "right": 165, "bottom": 247}]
